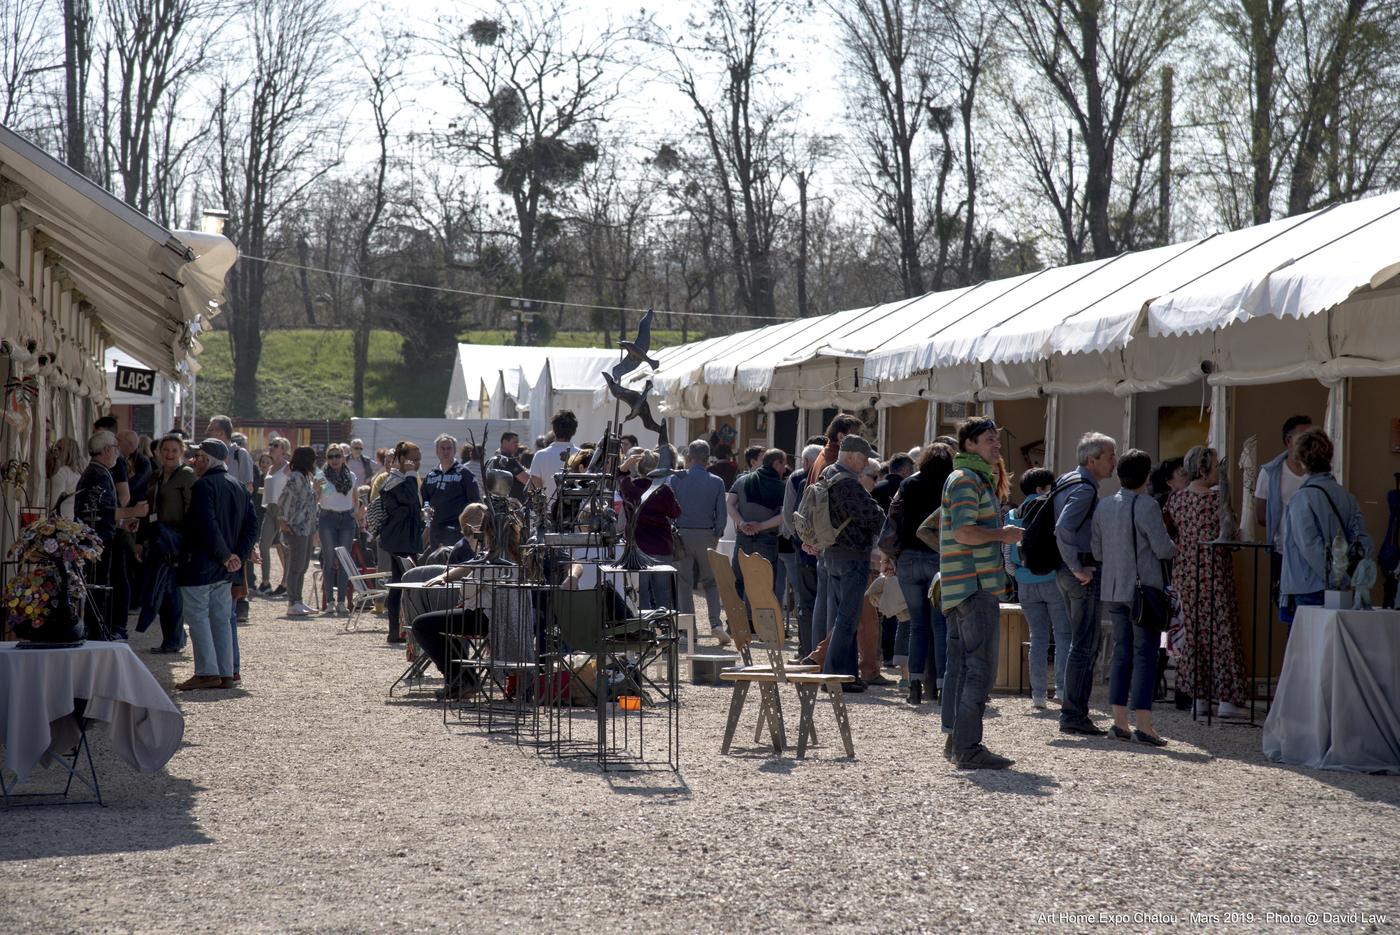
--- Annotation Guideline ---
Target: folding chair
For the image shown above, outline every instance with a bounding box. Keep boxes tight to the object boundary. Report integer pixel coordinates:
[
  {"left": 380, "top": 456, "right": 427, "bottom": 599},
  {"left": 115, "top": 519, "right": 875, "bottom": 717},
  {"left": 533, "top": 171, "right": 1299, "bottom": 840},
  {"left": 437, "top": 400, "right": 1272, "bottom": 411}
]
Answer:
[
  {"left": 336, "top": 546, "right": 389, "bottom": 633},
  {"left": 721, "top": 551, "right": 854, "bottom": 759}
]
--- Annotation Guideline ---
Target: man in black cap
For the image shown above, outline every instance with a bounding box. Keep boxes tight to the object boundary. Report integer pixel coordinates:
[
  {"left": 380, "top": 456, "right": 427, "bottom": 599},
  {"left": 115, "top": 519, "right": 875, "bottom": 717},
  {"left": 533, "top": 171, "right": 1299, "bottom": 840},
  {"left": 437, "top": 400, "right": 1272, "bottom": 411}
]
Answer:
[
  {"left": 819, "top": 434, "right": 886, "bottom": 690},
  {"left": 176, "top": 438, "right": 258, "bottom": 691}
]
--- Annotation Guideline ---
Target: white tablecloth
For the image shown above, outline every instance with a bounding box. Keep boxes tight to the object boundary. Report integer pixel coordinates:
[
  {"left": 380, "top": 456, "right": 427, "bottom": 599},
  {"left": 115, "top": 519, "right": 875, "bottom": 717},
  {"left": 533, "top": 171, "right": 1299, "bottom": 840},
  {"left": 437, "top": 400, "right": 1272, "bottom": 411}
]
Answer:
[
  {"left": 1263, "top": 608, "right": 1400, "bottom": 773},
  {"left": 0, "top": 641, "right": 185, "bottom": 782}
]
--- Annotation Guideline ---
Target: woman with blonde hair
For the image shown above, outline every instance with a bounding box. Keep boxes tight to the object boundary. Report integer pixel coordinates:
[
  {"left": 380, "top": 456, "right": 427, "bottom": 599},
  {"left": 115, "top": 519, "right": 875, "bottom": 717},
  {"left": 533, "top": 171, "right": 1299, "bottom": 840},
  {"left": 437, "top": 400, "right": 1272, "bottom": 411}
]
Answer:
[
  {"left": 47, "top": 437, "right": 85, "bottom": 519},
  {"left": 317, "top": 442, "right": 358, "bottom": 616}
]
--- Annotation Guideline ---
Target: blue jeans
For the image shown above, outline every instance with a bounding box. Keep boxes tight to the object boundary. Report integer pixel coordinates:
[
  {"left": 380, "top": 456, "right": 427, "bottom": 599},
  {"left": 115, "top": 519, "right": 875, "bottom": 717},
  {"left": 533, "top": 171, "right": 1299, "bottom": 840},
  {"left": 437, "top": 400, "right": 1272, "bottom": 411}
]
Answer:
[
  {"left": 639, "top": 568, "right": 674, "bottom": 610},
  {"left": 182, "top": 582, "right": 234, "bottom": 677},
  {"left": 229, "top": 597, "right": 240, "bottom": 674},
  {"left": 1106, "top": 602, "right": 1157, "bottom": 711},
  {"left": 732, "top": 532, "right": 780, "bottom": 605},
  {"left": 1056, "top": 568, "right": 1102, "bottom": 725},
  {"left": 1280, "top": 590, "right": 1325, "bottom": 625},
  {"left": 812, "top": 565, "right": 831, "bottom": 649},
  {"left": 896, "top": 551, "right": 945, "bottom": 685},
  {"left": 318, "top": 509, "right": 357, "bottom": 604},
  {"left": 779, "top": 551, "right": 818, "bottom": 658},
  {"left": 822, "top": 556, "right": 868, "bottom": 677},
  {"left": 1019, "top": 577, "right": 1072, "bottom": 698},
  {"left": 942, "top": 590, "right": 1001, "bottom": 755}
]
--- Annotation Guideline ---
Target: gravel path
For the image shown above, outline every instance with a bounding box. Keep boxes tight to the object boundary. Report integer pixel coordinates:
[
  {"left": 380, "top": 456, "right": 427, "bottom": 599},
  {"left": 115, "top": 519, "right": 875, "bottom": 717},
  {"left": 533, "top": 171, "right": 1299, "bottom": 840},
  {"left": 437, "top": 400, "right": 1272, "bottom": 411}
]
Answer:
[{"left": 2, "top": 589, "right": 1397, "bottom": 934}]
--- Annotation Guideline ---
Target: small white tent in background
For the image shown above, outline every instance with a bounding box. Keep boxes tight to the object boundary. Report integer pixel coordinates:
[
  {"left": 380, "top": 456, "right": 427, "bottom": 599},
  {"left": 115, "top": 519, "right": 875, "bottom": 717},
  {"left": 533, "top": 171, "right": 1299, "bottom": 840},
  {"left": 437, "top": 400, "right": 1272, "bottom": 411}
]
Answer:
[{"left": 104, "top": 348, "right": 178, "bottom": 437}]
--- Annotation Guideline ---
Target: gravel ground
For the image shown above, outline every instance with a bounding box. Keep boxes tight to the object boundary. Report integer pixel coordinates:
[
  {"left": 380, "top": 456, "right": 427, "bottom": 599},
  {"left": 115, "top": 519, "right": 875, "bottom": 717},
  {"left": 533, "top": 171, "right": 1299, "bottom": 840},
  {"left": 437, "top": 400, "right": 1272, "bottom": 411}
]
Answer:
[{"left": 2, "top": 585, "right": 1398, "bottom": 935}]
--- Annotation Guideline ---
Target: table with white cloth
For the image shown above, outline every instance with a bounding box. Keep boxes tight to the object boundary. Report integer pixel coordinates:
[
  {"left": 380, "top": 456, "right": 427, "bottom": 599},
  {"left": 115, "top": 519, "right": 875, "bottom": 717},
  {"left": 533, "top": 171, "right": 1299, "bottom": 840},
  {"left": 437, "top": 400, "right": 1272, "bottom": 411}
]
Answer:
[
  {"left": 0, "top": 641, "right": 185, "bottom": 785},
  {"left": 1262, "top": 607, "right": 1400, "bottom": 774}
]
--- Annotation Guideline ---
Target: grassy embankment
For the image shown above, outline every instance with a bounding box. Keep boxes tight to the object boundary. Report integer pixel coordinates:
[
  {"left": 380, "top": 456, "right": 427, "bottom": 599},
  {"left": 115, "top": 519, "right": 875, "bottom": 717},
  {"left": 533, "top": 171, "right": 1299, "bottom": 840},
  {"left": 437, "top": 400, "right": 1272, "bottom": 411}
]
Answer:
[{"left": 194, "top": 328, "right": 687, "bottom": 420}]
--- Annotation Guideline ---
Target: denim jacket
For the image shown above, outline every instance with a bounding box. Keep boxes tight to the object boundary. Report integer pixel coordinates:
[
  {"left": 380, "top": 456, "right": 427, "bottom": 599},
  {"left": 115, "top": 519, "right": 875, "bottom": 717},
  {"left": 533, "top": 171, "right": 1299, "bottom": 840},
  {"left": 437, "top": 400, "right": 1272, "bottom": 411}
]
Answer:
[{"left": 1279, "top": 473, "right": 1372, "bottom": 598}]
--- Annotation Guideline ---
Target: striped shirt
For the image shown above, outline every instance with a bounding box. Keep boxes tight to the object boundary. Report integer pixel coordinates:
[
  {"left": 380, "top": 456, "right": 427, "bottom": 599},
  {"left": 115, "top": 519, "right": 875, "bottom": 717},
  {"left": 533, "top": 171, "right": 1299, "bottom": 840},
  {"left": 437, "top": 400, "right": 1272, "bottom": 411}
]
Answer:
[{"left": 939, "top": 463, "right": 1008, "bottom": 612}]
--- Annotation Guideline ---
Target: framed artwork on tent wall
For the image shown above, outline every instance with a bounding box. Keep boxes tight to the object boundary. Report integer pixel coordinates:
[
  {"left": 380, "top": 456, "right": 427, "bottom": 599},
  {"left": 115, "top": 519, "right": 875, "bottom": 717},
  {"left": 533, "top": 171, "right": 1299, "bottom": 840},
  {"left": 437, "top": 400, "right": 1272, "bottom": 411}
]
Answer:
[{"left": 940, "top": 402, "right": 971, "bottom": 427}]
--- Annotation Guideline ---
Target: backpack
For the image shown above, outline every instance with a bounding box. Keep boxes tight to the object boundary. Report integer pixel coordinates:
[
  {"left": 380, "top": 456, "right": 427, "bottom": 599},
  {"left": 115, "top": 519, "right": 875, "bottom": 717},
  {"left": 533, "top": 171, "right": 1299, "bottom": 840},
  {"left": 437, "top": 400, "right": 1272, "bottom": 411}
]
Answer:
[
  {"left": 1018, "top": 476, "right": 1093, "bottom": 576},
  {"left": 793, "top": 472, "right": 851, "bottom": 550}
]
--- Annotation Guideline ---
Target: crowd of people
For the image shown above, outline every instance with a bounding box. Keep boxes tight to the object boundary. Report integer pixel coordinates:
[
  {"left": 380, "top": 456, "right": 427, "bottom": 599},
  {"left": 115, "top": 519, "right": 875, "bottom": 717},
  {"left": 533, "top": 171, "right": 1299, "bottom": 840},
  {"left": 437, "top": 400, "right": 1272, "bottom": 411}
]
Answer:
[
  {"left": 599, "top": 409, "right": 1373, "bottom": 769},
  {"left": 46, "top": 403, "right": 1374, "bottom": 764},
  {"left": 45, "top": 414, "right": 553, "bottom": 693}
]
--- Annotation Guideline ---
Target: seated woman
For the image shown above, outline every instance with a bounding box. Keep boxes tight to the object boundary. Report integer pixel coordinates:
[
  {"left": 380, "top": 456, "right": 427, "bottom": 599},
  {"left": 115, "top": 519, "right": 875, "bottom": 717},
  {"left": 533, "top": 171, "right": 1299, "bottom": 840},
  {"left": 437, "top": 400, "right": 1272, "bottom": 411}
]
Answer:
[{"left": 410, "top": 511, "right": 526, "bottom": 699}]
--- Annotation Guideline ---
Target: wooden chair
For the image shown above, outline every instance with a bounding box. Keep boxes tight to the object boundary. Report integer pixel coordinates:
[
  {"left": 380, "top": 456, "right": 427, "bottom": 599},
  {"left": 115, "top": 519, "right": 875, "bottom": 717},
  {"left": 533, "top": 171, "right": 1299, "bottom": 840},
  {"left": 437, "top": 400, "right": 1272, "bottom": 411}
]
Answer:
[
  {"left": 706, "top": 548, "right": 752, "bottom": 662},
  {"left": 721, "top": 551, "right": 854, "bottom": 759}
]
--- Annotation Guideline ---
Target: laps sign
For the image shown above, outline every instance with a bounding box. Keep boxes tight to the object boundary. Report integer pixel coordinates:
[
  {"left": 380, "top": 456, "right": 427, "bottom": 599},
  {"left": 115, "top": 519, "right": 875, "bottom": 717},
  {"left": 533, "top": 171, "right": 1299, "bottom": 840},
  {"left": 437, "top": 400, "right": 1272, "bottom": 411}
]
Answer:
[{"left": 115, "top": 365, "right": 156, "bottom": 396}]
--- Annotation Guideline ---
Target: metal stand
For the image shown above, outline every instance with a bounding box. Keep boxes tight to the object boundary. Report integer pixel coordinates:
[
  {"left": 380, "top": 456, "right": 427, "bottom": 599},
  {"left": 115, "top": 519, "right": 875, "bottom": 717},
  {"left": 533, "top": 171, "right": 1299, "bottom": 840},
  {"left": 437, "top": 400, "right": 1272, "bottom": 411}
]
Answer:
[
  {"left": 1190, "top": 540, "right": 1274, "bottom": 728},
  {"left": 1, "top": 712, "right": 104, "bottom": 808},
  {"left": 541, "top": 562, "right": 680, "bottom": 771}
]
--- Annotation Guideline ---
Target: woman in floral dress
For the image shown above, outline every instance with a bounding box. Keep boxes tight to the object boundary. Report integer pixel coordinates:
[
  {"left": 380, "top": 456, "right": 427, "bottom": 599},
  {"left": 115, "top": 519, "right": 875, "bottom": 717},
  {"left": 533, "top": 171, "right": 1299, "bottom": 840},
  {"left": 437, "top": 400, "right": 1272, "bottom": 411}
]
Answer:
[{"left": 1166, "top": 446, "right": 1251, "bottom": 717}]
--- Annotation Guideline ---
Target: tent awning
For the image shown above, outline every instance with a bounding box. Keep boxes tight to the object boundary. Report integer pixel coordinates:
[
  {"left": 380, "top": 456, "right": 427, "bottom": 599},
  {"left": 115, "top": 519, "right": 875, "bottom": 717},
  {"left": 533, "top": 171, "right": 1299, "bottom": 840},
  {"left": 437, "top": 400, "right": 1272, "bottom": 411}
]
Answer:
[{"left": 0, "top": 124, "right": 235, "bottom": 380}]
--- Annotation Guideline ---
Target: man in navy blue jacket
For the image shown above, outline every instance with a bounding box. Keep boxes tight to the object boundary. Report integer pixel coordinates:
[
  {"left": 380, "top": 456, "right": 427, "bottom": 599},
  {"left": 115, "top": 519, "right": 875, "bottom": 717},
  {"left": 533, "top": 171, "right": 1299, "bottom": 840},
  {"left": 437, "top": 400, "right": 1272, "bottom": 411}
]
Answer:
[
  {"left": 176, "top": 438, "right": 259, "bottom": 691},
  {"left": 422, "top": 434, "right": 481, "bottom": 548}
]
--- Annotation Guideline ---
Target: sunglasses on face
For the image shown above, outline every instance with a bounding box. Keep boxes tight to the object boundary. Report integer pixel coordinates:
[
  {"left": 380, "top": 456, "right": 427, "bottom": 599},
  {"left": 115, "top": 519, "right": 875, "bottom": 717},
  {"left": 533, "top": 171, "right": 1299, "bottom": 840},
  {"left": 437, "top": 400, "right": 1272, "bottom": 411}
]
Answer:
[{"left": 328, "top": 454, "right": 343, "bottom": 459}]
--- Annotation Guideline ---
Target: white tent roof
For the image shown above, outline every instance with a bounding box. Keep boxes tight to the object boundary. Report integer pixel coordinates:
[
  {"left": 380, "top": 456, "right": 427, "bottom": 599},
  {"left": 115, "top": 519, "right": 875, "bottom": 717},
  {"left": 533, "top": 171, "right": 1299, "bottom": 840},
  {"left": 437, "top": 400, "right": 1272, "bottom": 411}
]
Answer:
[
  {"left": 0, "top": 124, "right": 235, "bottom": 380},
  {"left": 634, "top": 188, "right": 1400, "bottom": 413}
]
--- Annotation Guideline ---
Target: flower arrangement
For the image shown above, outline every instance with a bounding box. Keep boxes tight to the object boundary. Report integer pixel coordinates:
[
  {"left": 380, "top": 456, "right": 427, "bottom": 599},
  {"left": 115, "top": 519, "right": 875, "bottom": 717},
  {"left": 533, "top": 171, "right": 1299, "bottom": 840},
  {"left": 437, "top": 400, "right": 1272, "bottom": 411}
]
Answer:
[{"left": 4, "top": 516, "right": 103, "bottom": 640}]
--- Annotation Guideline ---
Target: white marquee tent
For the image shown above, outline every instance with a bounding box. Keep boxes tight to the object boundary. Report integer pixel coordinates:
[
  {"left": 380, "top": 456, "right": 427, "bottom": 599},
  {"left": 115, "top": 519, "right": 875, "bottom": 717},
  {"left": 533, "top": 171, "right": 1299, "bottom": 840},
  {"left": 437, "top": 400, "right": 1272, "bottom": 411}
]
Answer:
[{"left": 631, "top": 189, "right": 1400, "bottom": 471}]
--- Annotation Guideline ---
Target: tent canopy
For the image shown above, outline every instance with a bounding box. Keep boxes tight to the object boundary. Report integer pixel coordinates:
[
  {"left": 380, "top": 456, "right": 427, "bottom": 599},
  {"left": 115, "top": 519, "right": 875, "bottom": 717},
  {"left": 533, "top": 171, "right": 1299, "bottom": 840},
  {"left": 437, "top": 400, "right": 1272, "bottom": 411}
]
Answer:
[
  {"left": 632, "top": 189, "right": 1400, "bottom": 414},
  {"left": 0, "top": 123, "right": 235, "bottom": 382}
]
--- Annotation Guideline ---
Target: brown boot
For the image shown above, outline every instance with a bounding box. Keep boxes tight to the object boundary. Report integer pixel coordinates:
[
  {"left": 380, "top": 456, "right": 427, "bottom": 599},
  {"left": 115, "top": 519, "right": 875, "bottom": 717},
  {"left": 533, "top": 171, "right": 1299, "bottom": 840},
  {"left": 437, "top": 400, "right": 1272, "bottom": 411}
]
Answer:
[
  {"left": 219, "top": 676, "right": 238, "bottom": 689},
  {"left": 176, "top": 674, "right": 224, "bottom": 691}
]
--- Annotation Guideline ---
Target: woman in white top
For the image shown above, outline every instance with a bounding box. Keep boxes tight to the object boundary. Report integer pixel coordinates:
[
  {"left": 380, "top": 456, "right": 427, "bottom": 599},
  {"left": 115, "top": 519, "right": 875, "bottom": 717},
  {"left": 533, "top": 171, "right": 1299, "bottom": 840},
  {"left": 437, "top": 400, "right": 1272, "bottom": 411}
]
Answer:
[
  {"left": 317, "top": 442, "right": 359, "bottom": 615},
  {"left": 47, "top": 437, "right": 85, "bottom": 520}
]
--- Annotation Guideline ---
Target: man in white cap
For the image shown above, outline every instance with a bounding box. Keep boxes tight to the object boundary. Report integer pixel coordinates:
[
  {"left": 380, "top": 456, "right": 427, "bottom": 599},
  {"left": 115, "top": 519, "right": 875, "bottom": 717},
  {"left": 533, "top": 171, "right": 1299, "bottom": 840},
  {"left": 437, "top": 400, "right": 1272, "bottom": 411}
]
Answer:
[{"left": 176, "top": 438, "right": 259, "bottom": 691}]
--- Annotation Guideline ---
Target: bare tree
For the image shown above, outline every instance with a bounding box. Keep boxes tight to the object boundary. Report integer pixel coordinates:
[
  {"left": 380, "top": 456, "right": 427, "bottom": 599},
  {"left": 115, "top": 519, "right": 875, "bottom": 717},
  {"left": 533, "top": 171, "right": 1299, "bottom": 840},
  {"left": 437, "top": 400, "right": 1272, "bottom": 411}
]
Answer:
[
  {"left": 569, "top": 144, "right": 660, "bottom": 346},
  {"left": 649, "top": 0, "right": 796, "bottom": 324},
  {"left": 830, "top": 0, "right": 938, "bottom": 297},
  {"left": 1003, "top": 0, "right": 1190, "bottom": 259},
  {"left": 102, "top": 0, "right": 219, "bottom": 214},
  {"left": 63, "top": 0, "right": 94, "bottom": 174},
  {"left": 212, "top": 0, "right": 345, "bottom": 415},
  {"left": 0, "top": 0, "right": 57, "bottom": 131},
  {"left": 436, "top": 2, "right": 618, "bottom": 307},
  {"left": 350, "top": 29, "right": 408, "bottom": 415}
]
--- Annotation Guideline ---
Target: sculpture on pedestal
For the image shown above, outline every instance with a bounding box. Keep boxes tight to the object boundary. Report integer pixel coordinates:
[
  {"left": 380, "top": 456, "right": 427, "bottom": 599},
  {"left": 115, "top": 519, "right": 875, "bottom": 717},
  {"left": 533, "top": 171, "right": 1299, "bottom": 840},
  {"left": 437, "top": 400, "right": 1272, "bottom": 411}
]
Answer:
[{"left": 1237, "top": 435, "right": 1259, "bottom": 542}]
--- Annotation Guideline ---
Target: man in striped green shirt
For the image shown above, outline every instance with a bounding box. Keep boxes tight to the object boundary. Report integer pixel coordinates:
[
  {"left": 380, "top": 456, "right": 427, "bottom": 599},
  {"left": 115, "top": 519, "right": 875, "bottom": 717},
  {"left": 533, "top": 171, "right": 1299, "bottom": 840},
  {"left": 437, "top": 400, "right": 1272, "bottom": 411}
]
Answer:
[{"left": 938, "top": 417, "right": 1023, "bottom": 770}]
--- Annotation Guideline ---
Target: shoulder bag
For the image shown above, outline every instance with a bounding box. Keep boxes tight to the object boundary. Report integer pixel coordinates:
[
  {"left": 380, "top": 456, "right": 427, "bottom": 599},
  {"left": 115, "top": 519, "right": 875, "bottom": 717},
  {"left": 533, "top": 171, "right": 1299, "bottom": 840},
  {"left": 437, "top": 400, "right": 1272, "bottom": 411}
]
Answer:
[{"left": 1129, "top": 497, "right": 1171, "bottom": 632}]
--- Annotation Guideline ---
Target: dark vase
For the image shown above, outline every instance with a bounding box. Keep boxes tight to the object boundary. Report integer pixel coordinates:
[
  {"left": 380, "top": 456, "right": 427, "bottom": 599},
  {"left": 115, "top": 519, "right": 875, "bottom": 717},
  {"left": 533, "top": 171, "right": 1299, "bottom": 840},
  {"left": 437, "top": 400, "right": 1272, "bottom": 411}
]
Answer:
[{"left": 12, "top": 560, "right": 86, "bottom": 644}]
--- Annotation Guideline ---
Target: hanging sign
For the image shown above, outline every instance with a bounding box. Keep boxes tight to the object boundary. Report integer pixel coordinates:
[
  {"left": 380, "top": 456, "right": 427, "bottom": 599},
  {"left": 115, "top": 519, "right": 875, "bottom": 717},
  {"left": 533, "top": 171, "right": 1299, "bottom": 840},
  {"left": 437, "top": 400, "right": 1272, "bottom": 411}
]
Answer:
[{"left": 115, "top": 365, "right": 156, "bottom": 396}]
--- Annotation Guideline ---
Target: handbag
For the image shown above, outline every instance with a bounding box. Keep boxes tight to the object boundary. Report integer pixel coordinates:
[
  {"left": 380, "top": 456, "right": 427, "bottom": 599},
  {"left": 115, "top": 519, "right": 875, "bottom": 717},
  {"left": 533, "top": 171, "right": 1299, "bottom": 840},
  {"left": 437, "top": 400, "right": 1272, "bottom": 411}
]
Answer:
[{"left": 1129, "top": 497, "right": 1171, "bottom": 632}]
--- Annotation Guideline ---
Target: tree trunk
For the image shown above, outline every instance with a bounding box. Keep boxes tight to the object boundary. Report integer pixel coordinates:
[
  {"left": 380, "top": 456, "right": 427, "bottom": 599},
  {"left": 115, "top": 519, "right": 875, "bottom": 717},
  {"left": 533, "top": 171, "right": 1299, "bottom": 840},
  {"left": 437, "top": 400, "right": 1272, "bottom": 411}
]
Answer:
[
  {"left": 63, "top": 0, "right": 89, "bottom": 176},
  {"left": 797, "top": 170, "right": 810, "bottom": 317}
]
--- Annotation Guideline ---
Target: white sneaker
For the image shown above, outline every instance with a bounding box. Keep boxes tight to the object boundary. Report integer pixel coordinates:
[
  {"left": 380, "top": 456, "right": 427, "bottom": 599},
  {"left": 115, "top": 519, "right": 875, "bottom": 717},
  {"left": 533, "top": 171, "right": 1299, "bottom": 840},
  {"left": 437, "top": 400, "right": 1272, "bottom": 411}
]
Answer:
[
  {"left": 714, "top": 628, "right": 733, "bottom": 648},
  {"left": 1032, "top": 694, "right": 1047, "bottom": 710},
  {"left": 1216, "top": 701, "right": 1251, "bottom": 718}
]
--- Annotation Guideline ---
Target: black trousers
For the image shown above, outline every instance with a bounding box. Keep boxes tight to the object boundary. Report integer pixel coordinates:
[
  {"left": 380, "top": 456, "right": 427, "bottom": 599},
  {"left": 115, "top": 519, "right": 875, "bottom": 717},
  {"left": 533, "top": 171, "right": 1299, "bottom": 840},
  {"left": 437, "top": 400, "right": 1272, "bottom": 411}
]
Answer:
[
  {"left": 86, "top": 547, "right": 129, "bottom": 640},
  {"left": 410, "top": 608, "right": 489, "bottom": 681}
]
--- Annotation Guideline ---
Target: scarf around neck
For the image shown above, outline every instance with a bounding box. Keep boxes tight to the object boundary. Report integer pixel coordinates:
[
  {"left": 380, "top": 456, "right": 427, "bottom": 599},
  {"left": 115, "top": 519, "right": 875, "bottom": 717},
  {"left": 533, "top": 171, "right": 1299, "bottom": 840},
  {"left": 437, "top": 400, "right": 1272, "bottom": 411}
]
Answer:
[
  {"left": 324, "top": 460, "right": 353, "bottom": 495},
  {"left": 953, "top": 452, "right": 995, "bottom": 483},
  {"left": 744, "top": 464, "right": 786, "bottom": 510}
]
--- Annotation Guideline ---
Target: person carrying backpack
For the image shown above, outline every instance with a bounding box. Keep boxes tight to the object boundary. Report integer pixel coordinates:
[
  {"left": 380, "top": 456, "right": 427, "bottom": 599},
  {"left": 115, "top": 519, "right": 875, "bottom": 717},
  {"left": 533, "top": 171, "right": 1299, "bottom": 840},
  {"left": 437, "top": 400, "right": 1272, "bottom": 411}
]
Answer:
[
  {"left": 1053, "top": 432, "right": 1118, "bottom": 737},
  {"left": 813, "top": 435, "right": 886, "bottom": 689}
]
